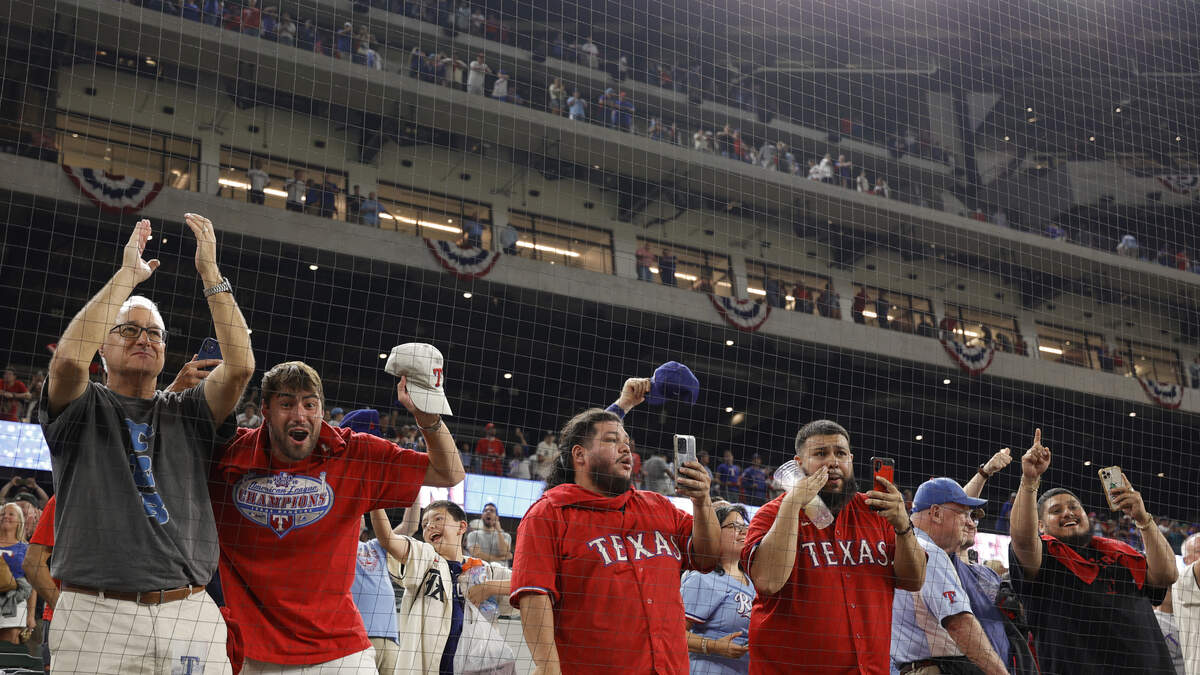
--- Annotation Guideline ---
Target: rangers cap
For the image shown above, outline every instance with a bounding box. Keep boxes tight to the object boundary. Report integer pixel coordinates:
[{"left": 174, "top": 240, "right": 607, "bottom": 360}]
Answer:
[{"left": 385, "top": 343, "right": 453, "bottom": 416}]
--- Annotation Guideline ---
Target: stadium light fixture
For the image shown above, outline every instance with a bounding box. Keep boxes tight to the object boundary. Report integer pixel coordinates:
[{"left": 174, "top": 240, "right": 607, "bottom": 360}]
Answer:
[
  {"left": 1128, "top": 411, "right": 1137, "bottom": 417},
  {"left": 462, "top": 292, "right": 473, "bottom": 299},
  {"left": 1158, "top": 472, "right": 1165, "bottom": 478},
  {"left": 516, "top": 240, "right": 580, "bottom": 258},
  {"left": 725, "top": 339, "right": 735, "bottom": 346},
  {"left": 724, "top": 406, "right": 733, "bottom": 413},
  {"left": 942, "top": 378, "right": 951, "bottom": 385},
  {"left": 914, "top": 434, "right": 924, "bottom": 441},
  {"left": 503, "top": 373, "right": 513, "bottom": 379},
  {"left": 378, "top": 353, "right": 387, "bottom": 359},
  {"left": 1084, "top": 461, "right": 1092, "bottom": 466},
  {"left": 1038, "top": 346, "right": 1064, "bottom": 355},
  {"left": 308, "top": 264, "right": 319, "bottom": 271}
]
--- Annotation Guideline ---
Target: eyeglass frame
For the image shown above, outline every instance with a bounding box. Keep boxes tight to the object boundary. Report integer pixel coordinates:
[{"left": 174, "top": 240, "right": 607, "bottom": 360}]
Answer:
[{"left": 109, "top": 322, "right": 169, "bottom": 344}]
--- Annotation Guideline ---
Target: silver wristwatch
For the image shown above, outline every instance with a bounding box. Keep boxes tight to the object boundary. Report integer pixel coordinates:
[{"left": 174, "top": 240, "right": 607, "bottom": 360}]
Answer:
[{"left": 203, "top": 277, "right": 232, "bottom": 297}]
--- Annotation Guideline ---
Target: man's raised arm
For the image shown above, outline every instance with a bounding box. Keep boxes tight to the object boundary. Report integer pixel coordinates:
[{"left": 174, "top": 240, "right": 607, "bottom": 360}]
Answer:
[
  {"left": 185, "top": 213, "right": 255, "bottom": 422},
  {"left": 394, "top": 377, "right": 464, "bottom": 488},
  {"left": 749, "top": 467, "right": 828, "bottom": 595},
  {"left": 1010, "top": 429, "right": 1050, "bottom": 579},
  {"left": 48, "top": 220, "right": 158, "bottom": 415}
]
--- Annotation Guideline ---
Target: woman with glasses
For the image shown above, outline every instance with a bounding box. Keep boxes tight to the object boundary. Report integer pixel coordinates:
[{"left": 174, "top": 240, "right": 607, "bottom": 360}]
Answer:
[{"left": 682, "top": 503, "right": 755, "bottom": 674}]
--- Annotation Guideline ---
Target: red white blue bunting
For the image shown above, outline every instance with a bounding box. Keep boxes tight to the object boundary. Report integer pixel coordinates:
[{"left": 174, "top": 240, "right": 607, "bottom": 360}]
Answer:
[
  {"left": 939, "top": 318, "right": 995, "bottom": 375},
  {"left": 1156, "top": 175, "right": 1200, "bottom": 195},
  {"left": 425, "top": 238, "right": 502, "bottom": 280},
  {"left": 1137, "top": 377, "right": 1183, "bottom": 409},
  {"left": 710, "top": 294, "right": 771, "bottom": 332},
  {"left": 62, "top": 165, "right": 163, "bottom": 214}
]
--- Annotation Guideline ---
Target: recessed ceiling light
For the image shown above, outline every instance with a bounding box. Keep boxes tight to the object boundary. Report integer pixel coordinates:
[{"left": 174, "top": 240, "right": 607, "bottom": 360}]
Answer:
[
  {"left": 378, "top": 353, "right": 387, "bottom": 359},
  {"left": 942, "top": 378, "right": 951, "bottom": 385},
  {"left": 1003, "top": 136, "right": 1010, "bottom": 141},
  {"left": 463, "top": 292, "right": 473, "bottom": 299},
  {"left": 725, "top": 339, "right": 734, "bottom": 346},
  {"left": 503, "top": 373, "right": 513, "bottom": 379},
  {"left": 161, "top": 237, "right": 168, "bottom": 243},
  {"left": 914, "top": 434, "right": 924, "bottom": 441},
  {"left": 1157, "top": 472, "right": 1165, "bottom": 478},
  {"left": 724, "top": 406, "right": 733, "bottom": 413},
  {"left": 1083, "top": 460, "right": 1092, "bottom": 466},
  {"left": 1088, "top": 136, "right": 1096, "bottom": 142},
  {"left": 308, "top": 264, "right": 319, "bottom": 271},
  {"left": 1128, "top": 412, "right": 1137, "bottom": 417}
]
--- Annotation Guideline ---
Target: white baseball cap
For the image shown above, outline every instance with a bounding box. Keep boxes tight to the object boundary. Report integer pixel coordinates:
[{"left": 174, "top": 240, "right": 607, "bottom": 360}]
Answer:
[{"left": 385, "top": 343, "right": 453, "bottom": 416}]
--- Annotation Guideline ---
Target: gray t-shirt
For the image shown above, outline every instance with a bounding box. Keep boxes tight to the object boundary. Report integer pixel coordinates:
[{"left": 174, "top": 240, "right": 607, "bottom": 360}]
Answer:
[
  {"left": 40, "top": 381, "right": 233, "bottom": 591},
  {"left": 466, "top": 528, "right": 511, "bottom": 561}
]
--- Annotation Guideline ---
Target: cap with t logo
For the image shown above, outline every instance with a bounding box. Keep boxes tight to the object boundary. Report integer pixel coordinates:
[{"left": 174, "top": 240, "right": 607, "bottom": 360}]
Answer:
[{"left": 384, "top": 343, "right": 453, "bottom": 416}]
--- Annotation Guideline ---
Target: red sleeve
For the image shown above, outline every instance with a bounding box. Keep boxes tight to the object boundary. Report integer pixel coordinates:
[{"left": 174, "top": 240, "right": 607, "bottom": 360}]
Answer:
[
  {"left": 741, "top": 495, "right": 781, "bottom": 573},
  {"left": 509, "top": 498, "right": 561, "bottom": 608},
  {"left": 359, "top": 434, "right": 431, "bottom": 510},
  {"left": 30, "top": 496, "right": 55, "bottom": 547}
]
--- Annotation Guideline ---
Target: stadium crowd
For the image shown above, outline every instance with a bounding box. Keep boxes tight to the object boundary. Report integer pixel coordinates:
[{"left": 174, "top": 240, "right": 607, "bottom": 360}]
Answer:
[{"left": 0, "top": 216, "right": 1193, "bottom": 675}]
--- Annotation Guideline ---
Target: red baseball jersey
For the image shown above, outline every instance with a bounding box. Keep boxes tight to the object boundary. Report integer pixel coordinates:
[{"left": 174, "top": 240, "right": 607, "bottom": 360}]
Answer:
[
  {"left": 475, "top": 437, "right": 505, "bottom": 475},
  {"left": 29, "top": 495, "right": 56, "bottom": 622},
  {"left": 741, "top": 492, "right": 898, "bottom": 675},
  {"left": 211, "top": 422, "right": 429, "bottom": 665},
  {"left": 510, "top": 484, "right": 705, "bottom": 674}
]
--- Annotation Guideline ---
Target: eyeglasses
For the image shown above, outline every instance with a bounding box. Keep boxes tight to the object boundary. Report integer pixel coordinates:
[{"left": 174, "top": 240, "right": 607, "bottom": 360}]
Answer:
[
  {"left": 109, "top": 323, "right": 168, "bottom": 344},
  {"left": 942, "top": 504, "right": 985, "bottom": 522},
  {"left": 722, "top": 523, "right": 749, "bottom": 534}
]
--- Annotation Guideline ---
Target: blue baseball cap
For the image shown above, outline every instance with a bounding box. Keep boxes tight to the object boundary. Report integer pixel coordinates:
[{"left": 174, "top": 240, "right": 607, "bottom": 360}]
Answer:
[
  {"left": 646, "top": 361, "right": 700, "bottom": 406},
  {"left": 340, "top": 409, "right": 384, "bottom": 437},
  {"left": 912, "top": 477, "right": 986, "bottom": 513}
]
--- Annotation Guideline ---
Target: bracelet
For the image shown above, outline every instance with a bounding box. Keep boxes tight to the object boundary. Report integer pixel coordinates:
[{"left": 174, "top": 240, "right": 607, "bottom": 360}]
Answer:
[
  {"left": 1135, "top": 516, "right": 1155, "bottom": 530},
  {"left": 1019, "top": 480, "right": 1040, "bottom": 492},
  {"left": 977, "top": 463, "right": 993, "bottom": 480},
  {"left": 417, "top": 416, "right": 443, "bottom": 433},
  {"left": 701, "top": 637, "right": 709, "bottom": 655},
  {"left": 894, "top": 523, "right": 914, "bottom": 537}
]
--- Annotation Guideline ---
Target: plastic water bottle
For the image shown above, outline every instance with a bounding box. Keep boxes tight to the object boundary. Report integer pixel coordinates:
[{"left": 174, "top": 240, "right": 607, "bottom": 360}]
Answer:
[
  {"left": 466, "top": 564, "right": 499, "bottom": 622},
  {"left": 773, "top": 460, "right": 834, "bottom": 529}
]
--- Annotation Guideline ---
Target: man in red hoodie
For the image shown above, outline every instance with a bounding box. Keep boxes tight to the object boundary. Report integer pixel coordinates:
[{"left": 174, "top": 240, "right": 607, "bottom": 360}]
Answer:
[{"left": 510, "top": 380, "right": 721, "bottom": 674}]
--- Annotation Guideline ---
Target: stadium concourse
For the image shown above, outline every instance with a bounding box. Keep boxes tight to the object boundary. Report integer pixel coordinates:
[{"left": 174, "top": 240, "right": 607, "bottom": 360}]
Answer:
[{"left": 2, "top": 0, "right": 1200, "bottom": 672}]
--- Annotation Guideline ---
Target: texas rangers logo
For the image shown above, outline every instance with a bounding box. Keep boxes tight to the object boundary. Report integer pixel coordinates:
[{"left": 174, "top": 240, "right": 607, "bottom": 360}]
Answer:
[
  {"left": 943, "top": 590, "right": 958, "bottom": 604},
  {"left": 734, "top": 591, "right": 752, "bottom": 617},
  {"left": 233, "top": 471, "right": 333, "bottom": 538}
]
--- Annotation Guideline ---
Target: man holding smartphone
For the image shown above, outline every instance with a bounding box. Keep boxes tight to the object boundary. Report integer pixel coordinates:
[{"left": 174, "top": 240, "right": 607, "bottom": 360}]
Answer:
[
  {"left": 509, "top": 378, "right": 722, "bottom": 674},
  {"left": 1009, "top": 428, "right": 1176, "bottom": 673},
  {"left": 741, "top": 419, "right": 926, "bottom": 674}
]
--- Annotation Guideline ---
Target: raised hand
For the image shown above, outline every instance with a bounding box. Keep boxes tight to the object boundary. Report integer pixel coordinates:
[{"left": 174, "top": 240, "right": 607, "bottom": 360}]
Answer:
[
  {"left": 183, "top": 213, "right": 219, "bottom": 277},
  {"left": 983, "top": 447, "right": 1013, "bottom": 476},
  {"left": 122, "top": 219, "right": 160, "bottom": 283},
  {"left": 1021, "top": 428, "right": 1051, "bottom": 480},
  {"left": 1110, "top": 484, "right": 1151, "bottom": 526},
  {"left": 615, "top": 377, "right": 652, "bottom": 410},
  {"left": 165, "top": 354, "right": 222, "bottom": 393}
]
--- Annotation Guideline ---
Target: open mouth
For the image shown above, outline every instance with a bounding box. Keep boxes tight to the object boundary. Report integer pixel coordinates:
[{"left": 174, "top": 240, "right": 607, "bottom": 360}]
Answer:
[
  {"left": 1060, "top": 518, "right": 1080, "bottom": 528},
  {"left": 287, "top": 428, "right": 310, "bottom": 443},
  {"left": 428, "top": 533, "right": 443, "bottom": 545}
]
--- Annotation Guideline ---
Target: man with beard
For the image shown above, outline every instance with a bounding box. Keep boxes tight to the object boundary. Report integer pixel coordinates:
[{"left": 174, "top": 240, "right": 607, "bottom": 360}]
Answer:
[
  {"left": 1009, "top": 428, "right": 1176, "bottom": 673},
  {"left": 889, "top": 478, "right": 1007, "bottom": 675},
  {"left": 509, "top": 378, "right": 721, "bottom": 674},
  {"left": 210, "top": 353, "right": 465, "bottom": 673},
  {"left": 742, "top": 419, "right": 925, "bottom": 674}
]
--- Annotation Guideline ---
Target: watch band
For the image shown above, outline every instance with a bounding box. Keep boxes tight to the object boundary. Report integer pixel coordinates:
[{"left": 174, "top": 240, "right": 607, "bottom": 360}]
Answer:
[
  {"left": 977, "top": 463, "right": 993, "bottom": 480},
  {"left": 203, "top": 277, "right": 232, "bottom": 297}
]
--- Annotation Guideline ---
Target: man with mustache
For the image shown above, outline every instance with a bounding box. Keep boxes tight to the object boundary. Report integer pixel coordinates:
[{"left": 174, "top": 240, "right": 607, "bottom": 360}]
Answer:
[
  {"left": 210, "top": 349, "right": 465, "bottom": 674},
  {"left": 742, "top": 419, "right": 926, "bottom": 674},
  {"left": 510, "top": 378, "right": 721, "bottom": 674},
  {"left": 40, "top": 215, "right": 254, "bottom": 674},
  {"left": 1008, "top": 429, "right": 1176, "bottom": 673}
]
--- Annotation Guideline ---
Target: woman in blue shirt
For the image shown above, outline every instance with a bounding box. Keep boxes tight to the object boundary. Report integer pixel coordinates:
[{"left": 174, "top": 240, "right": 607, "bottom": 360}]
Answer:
[
  {"left": 682, "top": 503, "right": 755, "bottom": 674},
  {"left": 0, "top": 502, "right": 32, "bottom": 645}
]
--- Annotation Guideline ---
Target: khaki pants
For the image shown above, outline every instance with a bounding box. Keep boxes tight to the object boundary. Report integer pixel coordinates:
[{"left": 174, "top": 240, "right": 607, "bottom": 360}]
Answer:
[
  {"left": 242, "top": 647, "right": 377, "bottom": 674},
  {"left": 369, "top": 637, "right": 399, "bottom": 675},
  {"left": 49, "top": 590, "right": 231, "bottom": 675}
]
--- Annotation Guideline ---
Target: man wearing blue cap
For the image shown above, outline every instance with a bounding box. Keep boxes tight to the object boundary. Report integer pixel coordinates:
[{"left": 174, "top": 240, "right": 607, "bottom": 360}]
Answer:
[{"left": 890, "top": 478, "right": 1007, "bottom": 675}]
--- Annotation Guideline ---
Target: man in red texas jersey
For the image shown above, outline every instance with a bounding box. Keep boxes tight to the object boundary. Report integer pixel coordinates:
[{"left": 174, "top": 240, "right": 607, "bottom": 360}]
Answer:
[
  {"left": 510, "top": 379, "right": 721, "bottom": 674},
  {"left": 742, "top": 419, "right": 926, "bottom": 675},
  {"left": 210, "top": 357, "right": 464, "bottom": 673}
]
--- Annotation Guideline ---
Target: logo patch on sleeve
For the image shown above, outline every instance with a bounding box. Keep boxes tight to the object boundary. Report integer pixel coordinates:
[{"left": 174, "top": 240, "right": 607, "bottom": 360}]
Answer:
[{"left": 233, "top": 471, "right": 334, "bottom": 538}]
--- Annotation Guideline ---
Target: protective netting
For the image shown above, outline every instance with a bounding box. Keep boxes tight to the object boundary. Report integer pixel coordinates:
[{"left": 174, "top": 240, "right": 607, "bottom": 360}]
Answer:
[{"left": 0, "top": 0, "right": 1198, "bottom": 672}]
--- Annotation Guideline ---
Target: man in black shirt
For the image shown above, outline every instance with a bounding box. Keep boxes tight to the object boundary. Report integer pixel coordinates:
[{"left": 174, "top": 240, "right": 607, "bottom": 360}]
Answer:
[{"left": 1009, "top": 429, "right": 1177, "bottom": 674}]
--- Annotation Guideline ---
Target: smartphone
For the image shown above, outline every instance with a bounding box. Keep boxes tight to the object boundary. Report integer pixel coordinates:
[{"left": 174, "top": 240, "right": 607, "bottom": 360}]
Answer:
[
  {"left": 197, "top": 337, "right": 222, "bottom": 364},
  {"left": 872, "top": 456, "right": 895, "bottom": 492},
  {"left": 1098, "top": 466, "right": 1128, "bottom": 510},
  {"left": 967, "top": 549, "right": 979, "bottom": 564},
  {"left": 673, "top": 434, "right": 697, "bottom": 469}
]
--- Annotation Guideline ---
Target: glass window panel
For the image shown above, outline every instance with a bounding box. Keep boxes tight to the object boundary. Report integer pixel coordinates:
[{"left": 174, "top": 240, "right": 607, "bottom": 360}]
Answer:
[
  {"left": 851, "top": 284, "right": 935, "bottom": 335},
  {"left": 636, "top": 237, "right": 732, "bottom": 295},
  {"left": 376, "top": 182, "right": 491, "bottom": 246},
  {"left": 744, "top": 260, "right": 831, "bottom": 314},
  {"left": 944, "top": 303, "right": 1024, "bottom": 354},
  {"left": 508, "top": 211, "right": 613, "bottom": 275},
  {"left": 1118, "top": 340, "right": 1181, "bottom": 384},
  {"left": 1035, "top": 323, "right": 1106, "bottom": 370}
]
